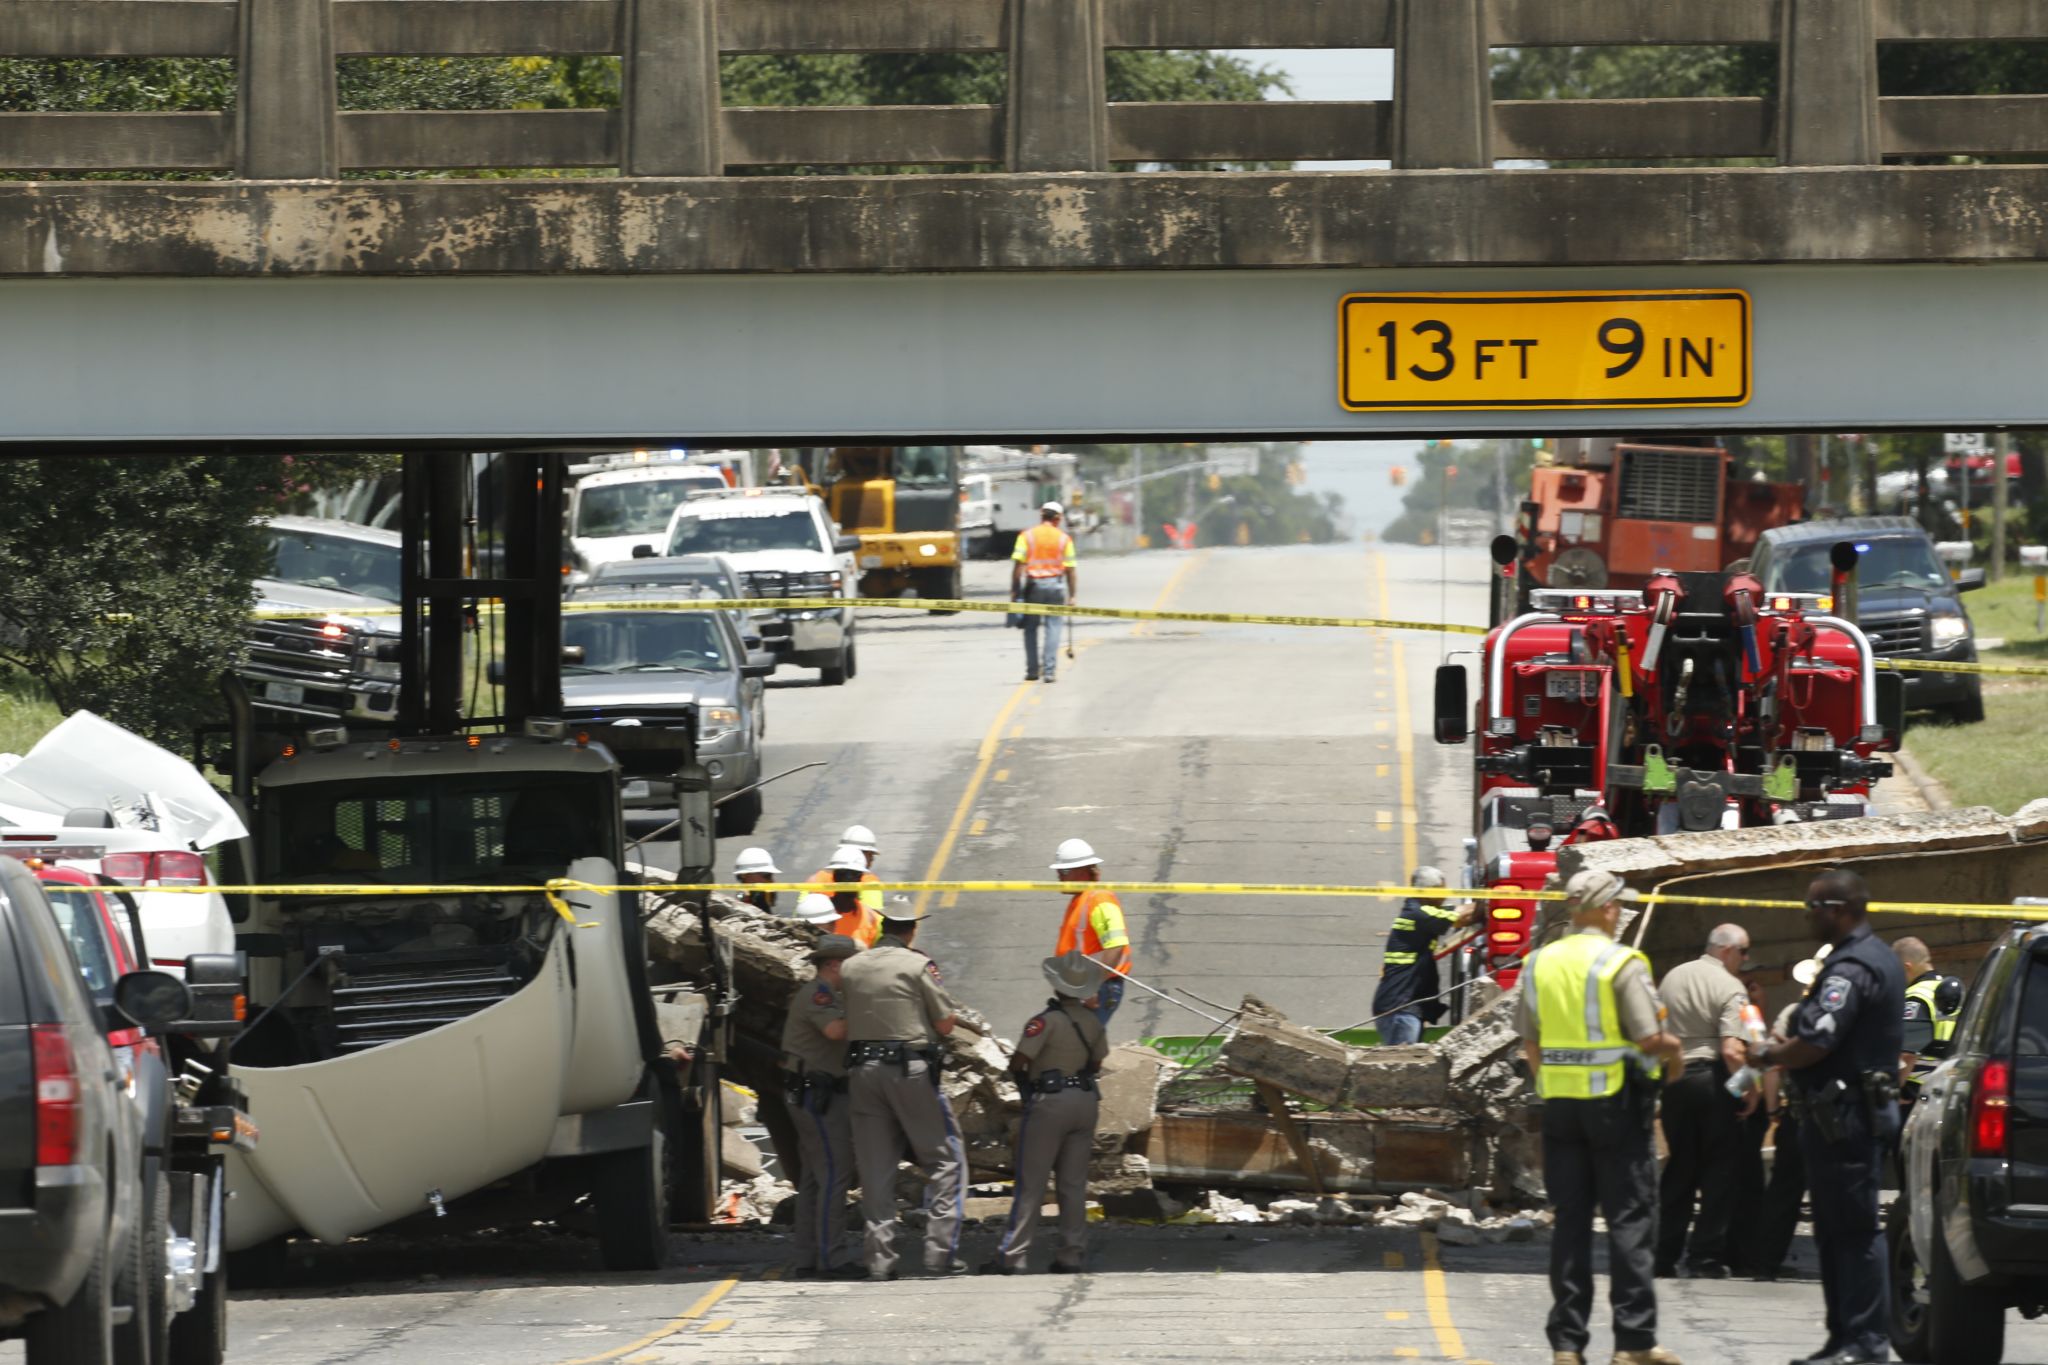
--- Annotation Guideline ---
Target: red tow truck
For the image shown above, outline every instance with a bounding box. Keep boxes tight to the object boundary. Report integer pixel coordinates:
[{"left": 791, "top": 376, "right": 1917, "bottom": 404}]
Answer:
[{"left": 1435, "top": 546, "right": 1904, "bottom": 1002}]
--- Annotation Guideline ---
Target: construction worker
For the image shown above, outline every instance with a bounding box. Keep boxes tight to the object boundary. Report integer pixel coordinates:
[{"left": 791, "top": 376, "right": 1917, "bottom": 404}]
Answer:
[
  {"left": 840, "top": 825, "right": 883, "bottom": 877},
  {"left": 1011, "top": 501, "right": 1077, "bottom": 683},
  {"left": 1370, "top": 867, "right": 1477, "bottom": 1046},
  {"left": 1049, "top": 838, "right": 1130, "bottom": 1026},
  {"left": 1564, "top": 803, "right": 1621, "bottom": 845},
  {"left": 1895, "top": 935, "right": 1963, "bottom": 1095},
  {"left": 810, "top": 844, "right": 882, "bottom": 946},
  {"left": 984, "top": 950, "right": 1110, "bottom": 1276},
  {"left": 780, "top": 934, "right": 863, "bottom": 1280},
  {"left": 791, "top": 891, "right": 840, "bottom": 929},
  {"left": 734, "top": 846, "right": 782, "bottom": 913},
  {"left": 1518, "top": 869, "right": 1684, "bottom": 1365},
  {"left": 841, "top": 901, "right": 969, "bottom": 1280},
  {"left": 1752, "top": 869, "right": 1905, "bottom": 1365},
  {"left": 1653, "top": 922, "right": 1753, "bottom": 1280}
]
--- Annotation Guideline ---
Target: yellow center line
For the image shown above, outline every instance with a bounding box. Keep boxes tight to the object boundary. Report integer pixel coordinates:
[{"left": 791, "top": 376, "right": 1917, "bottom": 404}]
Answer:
[
  {"left": 1419, "top": 1231, "right": 1466, "bottom": 1359},
  {"left": 968, "top": 817, "right": 988, "bottom": 836},
  {"left": 915, "top": 550, "right": 1208, "bottom": 917},
  {"left": 1374, "top": 553, "right": 1421, "bottom": 877},
  {"left": 558, "top": 1277, "right": 740, "bottom": 1365}
]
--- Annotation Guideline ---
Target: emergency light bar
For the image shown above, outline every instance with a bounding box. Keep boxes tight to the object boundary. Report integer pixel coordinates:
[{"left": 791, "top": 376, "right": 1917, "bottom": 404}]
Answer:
[
  {"left": 1528, "top": 588, "right": 1645, "bottom": 613},
  {"left": 1764, "top": 592, "right": 1833, "bottom": 613}
]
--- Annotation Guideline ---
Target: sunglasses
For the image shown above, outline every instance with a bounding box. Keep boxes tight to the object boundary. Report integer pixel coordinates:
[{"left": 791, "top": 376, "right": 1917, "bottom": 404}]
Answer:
[{"left": 1805, "top": 897, "right": 1849, "bottom": 910}]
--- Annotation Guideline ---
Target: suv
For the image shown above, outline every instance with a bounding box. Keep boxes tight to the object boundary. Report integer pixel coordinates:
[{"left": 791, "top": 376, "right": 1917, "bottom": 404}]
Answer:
[
  {"left": 1890, "top": 916, "right": 2048, "bottom": 1364},
  {"left": 557, "top": 585, "right": 773, "bottom": 834},
  {"left": 663, "top": 489, "right": 859, "bottom": 684},
  {"left": 243, "top": 517, "right": 405, "bottom": 724},
  {"left": 582, "top": 553, "right": 790, "bottom": 661},
  {"left": 1750, "top": 516, "right": 1985, "bottom": 724}
]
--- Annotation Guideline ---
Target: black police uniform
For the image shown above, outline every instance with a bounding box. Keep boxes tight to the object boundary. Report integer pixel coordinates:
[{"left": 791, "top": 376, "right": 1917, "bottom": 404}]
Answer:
[{"left": 1787, "top": 922, "right": 1904, "bottom": 1361}]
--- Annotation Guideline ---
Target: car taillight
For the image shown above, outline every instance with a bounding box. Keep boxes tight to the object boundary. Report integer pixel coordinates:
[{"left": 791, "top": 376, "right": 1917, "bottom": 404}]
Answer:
[
  {"left": 1973, "top": 1058, "right": 2013, "bottom": 1157},
  {"left": 153, "top": 850, "right": 207, "bottom": 887},
  {"left": 31, "top": 1025, "right": 81, "bottom": 1167},
  {"left": 101, "top": 852, "right": 149, "bottom": 883}
]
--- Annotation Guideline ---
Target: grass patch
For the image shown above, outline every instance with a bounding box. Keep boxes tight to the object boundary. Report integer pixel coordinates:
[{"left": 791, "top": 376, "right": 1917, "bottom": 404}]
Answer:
[
  {"left": 0, "top": 672, "right": 60, "bottom": 757},
  {"left": 1967, "top": 573, "right": 2048, "bottom": 660},
  {"left": 1906, "top": 679, "right": 2048, "bottom": 814}
]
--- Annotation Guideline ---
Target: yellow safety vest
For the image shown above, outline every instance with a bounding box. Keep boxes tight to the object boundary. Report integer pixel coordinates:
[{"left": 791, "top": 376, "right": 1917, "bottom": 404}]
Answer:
[
  {"left": 1531, "top": 931, "right": 1658, "bottom": 1100},
  {"left": 1906, "top": 975, "right": 1958, "bottom": 1045}
]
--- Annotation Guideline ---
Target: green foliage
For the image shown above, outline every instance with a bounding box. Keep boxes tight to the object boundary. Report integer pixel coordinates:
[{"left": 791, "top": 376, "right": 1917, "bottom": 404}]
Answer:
[
  {"left": 0, "top": 455, "right": 388, "bottom": 747},
  {"left": 1905, "top": 677, "right": 2048, "bottom": 814},
  {"left": 336, "top": 57, "right": 556, "bottom": 112},
  {"left": 0, "top": 58, "right": 235, "bottom": 111},
  {"left": 1492, "top": 46, "right": 1774, "bottom": 102},
  {"left": 1384, "top": 441, "right": 1530, "bottom": 544}
]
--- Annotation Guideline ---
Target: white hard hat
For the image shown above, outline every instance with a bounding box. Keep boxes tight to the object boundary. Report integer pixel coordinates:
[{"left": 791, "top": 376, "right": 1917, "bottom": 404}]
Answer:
[
  {"left": 827, "top": 844, "right": 868, "bottom": 873},
  {"left": 1041, "top": 501, "right": 1064, "bottom": 517},
  {"left": 793, "top": 893, "right": 839, "bottom": 925},
  {"left": 1412, "top": 866, "right": 1447, "bottom": 890},
  {"left": 840, "top": 825, "right": 878, "bottom": 854},
  {"left": 733, "top": 847, "right": 780, "bottom": 877},
  {"left": 1050, "top": 837, "right": 1102, "bottom": 872}
]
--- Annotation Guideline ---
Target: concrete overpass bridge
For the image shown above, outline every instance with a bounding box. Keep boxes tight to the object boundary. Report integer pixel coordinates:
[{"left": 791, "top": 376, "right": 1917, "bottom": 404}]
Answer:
[{"left": 6, "top": 0, "right": 2048, "bottom": 444}]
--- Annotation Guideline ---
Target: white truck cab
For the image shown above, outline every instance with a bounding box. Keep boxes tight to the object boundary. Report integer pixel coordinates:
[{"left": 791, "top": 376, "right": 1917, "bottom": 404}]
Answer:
[{"left": 567, "top": 454, "right": 735, "bottom": 578}]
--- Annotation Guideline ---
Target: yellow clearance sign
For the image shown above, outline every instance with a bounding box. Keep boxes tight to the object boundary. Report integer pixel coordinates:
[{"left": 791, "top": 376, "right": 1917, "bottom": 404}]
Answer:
[{"left": 1338, "top": 290, "right": 1752, "bottom": 412}]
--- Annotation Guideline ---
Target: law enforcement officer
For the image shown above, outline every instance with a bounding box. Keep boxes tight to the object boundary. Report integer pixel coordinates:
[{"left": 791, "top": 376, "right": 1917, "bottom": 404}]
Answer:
[
  {"left": 1654, "top": 922, "right": 1753, "bottom": 1279},
  {"left": 1373, "top": 866, "right": 1477, "bottom": 1045},
  {"left": 1752, "top": 869, "right": 1905, "bottom": 1365},
  {"left": 1516, "top": 869, "right": 1684, "bottom": 1365},
  {"left": 1894, "top": 935, "right": 1962, "bottom": 1096},
  {"left": 780, "top": 934, "right": 863, "bottom": 1279},
  {"left": 841, "top": 902, "right": 970, "bottom": 1279},
  {"left": 983, "top": 950, "right": 1110, "bottom": 1276}
]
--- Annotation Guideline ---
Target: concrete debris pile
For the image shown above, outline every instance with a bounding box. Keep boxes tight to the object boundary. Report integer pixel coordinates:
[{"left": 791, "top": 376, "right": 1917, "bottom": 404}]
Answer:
[{"left": 722, "top": 1173, "right": 795, "bottom": 1224}]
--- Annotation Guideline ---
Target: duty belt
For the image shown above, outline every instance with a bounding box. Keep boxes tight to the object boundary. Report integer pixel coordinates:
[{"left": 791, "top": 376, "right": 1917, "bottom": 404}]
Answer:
[
  {"left": 848, "top": 1041, "right": 912, "bottom": 1065},
  {"left": 782, "top": 1071, "right": 847, "bottom": 1101},
  {"left": 1029, "top": 1072, "right": 1097, "bottom": 1095}
]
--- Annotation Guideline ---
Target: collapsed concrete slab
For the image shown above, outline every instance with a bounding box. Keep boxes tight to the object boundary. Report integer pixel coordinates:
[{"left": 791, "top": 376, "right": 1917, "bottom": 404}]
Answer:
[
  {"left": 1144, "top": 1107, "right": 1486, "bottom": 1195},
  {"left": 1217, "top": 996, "right": 1449, "bottom": 1109}
]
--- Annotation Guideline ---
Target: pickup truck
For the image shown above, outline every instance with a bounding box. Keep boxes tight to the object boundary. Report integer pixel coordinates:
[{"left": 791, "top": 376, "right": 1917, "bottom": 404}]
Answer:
[
  {"left": 1889, "top": 915, "right": 2048, "bottom": 1364},
  {"left": 243, "top": 517, "right": 405, "bottom": 725}
]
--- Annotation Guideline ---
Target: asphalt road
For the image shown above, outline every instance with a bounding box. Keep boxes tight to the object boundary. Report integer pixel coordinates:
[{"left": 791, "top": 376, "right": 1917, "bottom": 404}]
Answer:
[{"left": 24, "top": 540, "right": 2028, "bottom": 1364}]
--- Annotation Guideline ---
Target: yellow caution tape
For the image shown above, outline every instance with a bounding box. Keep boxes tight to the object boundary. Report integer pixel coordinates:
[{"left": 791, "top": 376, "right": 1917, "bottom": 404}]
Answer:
[{"left": 48, "top": 878, "right": 2048, "bottom": 922}]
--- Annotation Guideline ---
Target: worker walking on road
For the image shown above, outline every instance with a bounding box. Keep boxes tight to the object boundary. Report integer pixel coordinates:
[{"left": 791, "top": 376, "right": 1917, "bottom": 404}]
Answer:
[
  {"left": 984, "top": 950, "right": 1111, "bottom": 1276},
  {"left": 1753, "top": 870, "right": 1904, "bottom": 1365},
  {"left": 1518, "top": 869, "right": 1684, "bottom": 1365},
  {"left": 1653, "top": 922, "right": 1754, "bottom": 1279},
  {"left": 1050, "top": 838, "right": 1131, "bottom": 1026},
  {"left": 734, "top": 846, "right": 783, "bottom": 913},
  {"left": 780, "top": 934, "right": 863, "bottom": 1280},
  {"left": 841, "top": 902, "right": 970, "bottom": 1280},
  {"left": 1012, "top": 501, "right": 1077, "bottom": 683},
  {"left": 1895, "top": 935, "right": 1962, "bottom": 1096},
  {"left": 810, "top": 844, "right": 882, "bottom": 946},
  {"left": 1371, "top": 867, "right": 1477, "bottom": 1045}
]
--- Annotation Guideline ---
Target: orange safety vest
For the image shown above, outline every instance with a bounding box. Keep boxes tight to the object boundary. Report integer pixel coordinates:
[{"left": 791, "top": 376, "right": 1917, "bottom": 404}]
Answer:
[
  {"left": 1020, "top": 523, "right": 1073, "bottom": 579},
  {"left": 1056, "top": 887, "right": 1131, "bottom": 973},
  {"left": 809, "top": 869, "right": 882, "bottom": 944}
]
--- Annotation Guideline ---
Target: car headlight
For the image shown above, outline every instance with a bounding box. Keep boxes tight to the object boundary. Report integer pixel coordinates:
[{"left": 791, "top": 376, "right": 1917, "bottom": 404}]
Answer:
[
  {"left": 366, "top": 661, "right": 402, "bottom": 682},
  {"left": 701, "top": 706, "right": 742, "bottom": 738},
  {"left": 1930, "top": 615, "right": 1969, "bottom": 648}
]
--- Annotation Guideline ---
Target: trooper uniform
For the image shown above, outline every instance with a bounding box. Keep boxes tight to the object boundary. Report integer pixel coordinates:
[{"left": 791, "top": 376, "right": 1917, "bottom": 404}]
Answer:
[
  {"left": 842, "top": 925, "right": 969, "bottom": 1278},
  {"left": 780, "top": 935, "right": 861, "bottom": 1277},
  {"left": 990, "top": 953, "right": 1110, "bottom": 1274},
  {"left": 1787, "top": 923, "right": 1904, "bottom": 1362},
  {"left": 1516, "top": 888, "right": 1669, "bottom": 1362}
]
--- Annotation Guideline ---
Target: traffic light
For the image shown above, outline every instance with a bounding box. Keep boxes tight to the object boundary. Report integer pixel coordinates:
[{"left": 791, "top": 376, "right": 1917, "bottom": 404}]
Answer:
[{"left": 1208, "top": 473, "right": 1222, "bottom": 491}]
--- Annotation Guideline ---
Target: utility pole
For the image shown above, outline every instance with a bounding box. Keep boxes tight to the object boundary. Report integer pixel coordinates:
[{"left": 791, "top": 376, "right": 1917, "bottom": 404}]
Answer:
[{"left": 1993, "top": 430, "right": 2011, "bottom": 581}]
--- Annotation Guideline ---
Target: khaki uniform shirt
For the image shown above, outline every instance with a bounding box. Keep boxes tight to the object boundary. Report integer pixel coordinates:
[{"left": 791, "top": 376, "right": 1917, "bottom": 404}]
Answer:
[
  {"left": 1014, "top": 999, "right": 1109, "bottom": 1081},
  {"left": 1513, "top": 926, "right": 1664, "bottom": 1044},
  {"left": 841, "top": 934, "right": 957, "bottom": 1045},
  {"left": 1658, "top": 954, "right": 1747, "bottom": 1063},
  {"left": 780, "top": 973, "right": 848, "bottom": 1078}
]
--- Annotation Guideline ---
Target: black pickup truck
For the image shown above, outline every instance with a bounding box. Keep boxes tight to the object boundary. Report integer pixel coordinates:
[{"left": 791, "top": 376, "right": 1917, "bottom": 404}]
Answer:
[{"left": 1889, "top": 916, "right": 2048, "bottom": 1364}]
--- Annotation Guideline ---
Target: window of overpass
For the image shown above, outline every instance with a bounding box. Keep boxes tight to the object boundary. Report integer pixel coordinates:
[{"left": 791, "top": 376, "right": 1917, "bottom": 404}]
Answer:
[{"left": 1489, "top": 45, "right": 1777, "bottom": 169}]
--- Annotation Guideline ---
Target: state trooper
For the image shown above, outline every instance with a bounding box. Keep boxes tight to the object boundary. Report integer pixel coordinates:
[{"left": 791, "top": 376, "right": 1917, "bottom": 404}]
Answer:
[
  {"left": 840, "top": 901, "right": 970, "bottom": 1279},
  {"left": 779, "top": 934, "right": 863, "bottom": 1279},
  {"left": 1517, "top": 869, "right": 1684, "bottom": 1365},
  {"left": 1894, "top": 935, "right": 1962, "bottom": 1098},
  {"left": 1753, "top": 869, "right": 1905, "bottom": 1365},
  {"left": 983, "top": 950, "right": 1110, "bottom": 1276}
]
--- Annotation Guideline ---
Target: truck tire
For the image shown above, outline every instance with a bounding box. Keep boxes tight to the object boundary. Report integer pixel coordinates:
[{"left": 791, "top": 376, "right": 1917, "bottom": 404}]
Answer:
[
  {"left": 1927, "top": 1202, "right": 2005, "bottom": 1365},
  {"left": 593, "top": 1131, "right": 670, "bottom": 1273},
  {"left": 166, "top": 1255, "right": 226, "bottom": 1365},
  {"left": 28, "top": 1226, "right": 113, "bottom": 1365},
  {"left": 716, "top": 786, "right": 763, "bottom": 838},
  {"left": 1886, "top": 1199, "right": 1933, "bottom": 1363},
  {"left": 671, "top": 1063, "right": 723, "bottom": 1226},
  {"left": 1949, "top": 691, "right": 1986, "bottom": 725},
  {"left": 921, "top": 568, "right": 961, "bottom": 615},
  {"left": 820, "top": 642, "right": 856, "bottom": 686},
  {"left": 119, "top": 1162, "right": 171, "bottom": 1365}
]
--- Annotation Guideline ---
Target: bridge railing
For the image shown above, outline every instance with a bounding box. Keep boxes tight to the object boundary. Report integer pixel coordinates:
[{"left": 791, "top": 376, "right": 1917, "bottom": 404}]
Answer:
[{"left": 3, "top": 0, "right": 2048, "bottom": 176}]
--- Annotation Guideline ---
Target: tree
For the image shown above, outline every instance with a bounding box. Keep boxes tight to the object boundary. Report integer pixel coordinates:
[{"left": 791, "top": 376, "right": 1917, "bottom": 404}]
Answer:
[{"left": 0, "top": 455, "right": 393, "bottom": 746}]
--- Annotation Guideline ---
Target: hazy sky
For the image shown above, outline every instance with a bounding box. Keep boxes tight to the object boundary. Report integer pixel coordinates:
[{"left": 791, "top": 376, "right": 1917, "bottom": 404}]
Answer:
[{"left": 1226, "top": 49, "right": 1394, "bottom": 170}]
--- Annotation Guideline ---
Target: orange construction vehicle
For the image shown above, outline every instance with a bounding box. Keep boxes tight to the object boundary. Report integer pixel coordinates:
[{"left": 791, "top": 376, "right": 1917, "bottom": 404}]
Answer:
[{"left": 1517, "top": 436, "right": 1805, "bottom": 596}]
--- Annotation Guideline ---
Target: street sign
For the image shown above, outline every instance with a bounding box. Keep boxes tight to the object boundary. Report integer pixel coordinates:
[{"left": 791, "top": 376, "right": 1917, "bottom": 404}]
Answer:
[
  {"left": 1945, "top": 432, "right": 1990, "bottom": 456},
  {"left": 1204, "top": 445, "right": 1262, "bottom": 478},
  {"left": 1337, "top": 290, "right": 1751, "bottom": 412}
]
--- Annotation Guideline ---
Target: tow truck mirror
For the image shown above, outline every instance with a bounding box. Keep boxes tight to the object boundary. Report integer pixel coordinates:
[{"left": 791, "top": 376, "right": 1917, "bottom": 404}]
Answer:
[
  {"left": 112, "top": 970, "right": 193, "bottom": 1032},
  {"left": 1434, "top": 664, "right": 1470, "bottom": 745},
  {"left": 675, "top": 762, "right": 717, "bottom": 877},
  {"left": 176, "top": 953, "right": 247, "bottom": 1038},
  {"left": 1874, "top": 671, "right": 1906, "bottom": 750}
]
